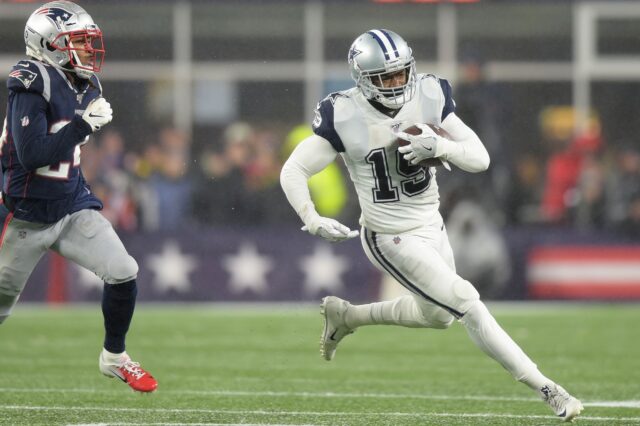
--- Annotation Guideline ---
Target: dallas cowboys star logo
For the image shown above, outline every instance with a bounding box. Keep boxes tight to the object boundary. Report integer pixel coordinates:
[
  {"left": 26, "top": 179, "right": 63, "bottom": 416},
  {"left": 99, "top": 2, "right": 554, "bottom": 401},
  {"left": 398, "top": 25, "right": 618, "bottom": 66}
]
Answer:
[{"left": 348, "top": 46, "right": 362, "bottom": 63}]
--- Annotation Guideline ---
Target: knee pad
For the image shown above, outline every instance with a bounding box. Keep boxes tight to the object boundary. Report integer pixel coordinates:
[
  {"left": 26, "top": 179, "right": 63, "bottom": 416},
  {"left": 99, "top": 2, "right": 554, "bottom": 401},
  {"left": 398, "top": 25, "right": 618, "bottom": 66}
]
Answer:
[
  {"left": 415, "top": 299, "right": 455, "bottom": 329},
  {"left": 424, "top": 309, "right": 455, "bottom": 329},
  {"left": 453, "top": 279, "right": 480, "bottom": 314},
  {"left": 106, "top": 255, "right": 138, "bottom": 284}
]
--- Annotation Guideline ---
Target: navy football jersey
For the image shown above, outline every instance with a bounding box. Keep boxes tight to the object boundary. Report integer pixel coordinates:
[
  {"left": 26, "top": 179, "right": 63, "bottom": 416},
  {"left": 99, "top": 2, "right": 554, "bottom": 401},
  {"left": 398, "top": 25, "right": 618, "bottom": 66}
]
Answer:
[{"left": 1, "top": 59, "right": 102, "bottom": 223}]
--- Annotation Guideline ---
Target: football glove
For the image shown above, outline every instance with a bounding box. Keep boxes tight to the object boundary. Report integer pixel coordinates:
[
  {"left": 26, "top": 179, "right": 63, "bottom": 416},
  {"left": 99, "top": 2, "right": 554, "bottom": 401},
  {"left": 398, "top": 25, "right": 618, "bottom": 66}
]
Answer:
[
  {"left": 301, "top": 216, "right": 359, "bottom": 243},
  {"left": 396, "top": 123, "right": 445, "bottom": 166},
  {"left": 82, "top": 97, "right": 113, "bottom": 132}
]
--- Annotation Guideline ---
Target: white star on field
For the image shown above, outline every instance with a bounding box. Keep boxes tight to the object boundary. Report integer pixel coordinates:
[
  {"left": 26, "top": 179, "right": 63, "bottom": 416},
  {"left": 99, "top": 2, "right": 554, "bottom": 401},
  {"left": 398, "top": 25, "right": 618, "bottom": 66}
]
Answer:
[
  {"left": 299, "top": 244, "right": 350, "bottom": 295},
  {"left": 146, "top": 241, "right": 197, "bottom": 293},
  {"left": 222, "top": 243, "right": 273, "bottom": 295}
]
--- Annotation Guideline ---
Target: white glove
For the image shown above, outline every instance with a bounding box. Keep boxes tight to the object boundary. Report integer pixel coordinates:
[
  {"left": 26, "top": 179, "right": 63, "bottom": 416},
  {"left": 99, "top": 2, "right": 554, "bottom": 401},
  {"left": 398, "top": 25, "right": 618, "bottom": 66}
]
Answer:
[
  {"left": 301, "top": 215, "right": 359, "bottom": 243},
  {"left": 82, "top": 97, "right": 113, "bottom": 132},
  {"left": 396, "top": 123, "right": 445, "bottom": 166}
]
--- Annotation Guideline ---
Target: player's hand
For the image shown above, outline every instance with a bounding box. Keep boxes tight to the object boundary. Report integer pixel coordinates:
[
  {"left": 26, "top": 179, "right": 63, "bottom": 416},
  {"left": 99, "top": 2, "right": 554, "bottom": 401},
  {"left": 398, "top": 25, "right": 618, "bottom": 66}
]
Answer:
[
  {"left": 82, "top": 97, "right": 113, "bottom": 132},
  {"left": 396, "top": 123, "right": 443, "bottom": 165},
  {"left": 301, "top": 216, "right": 359, "bottom": 243}
]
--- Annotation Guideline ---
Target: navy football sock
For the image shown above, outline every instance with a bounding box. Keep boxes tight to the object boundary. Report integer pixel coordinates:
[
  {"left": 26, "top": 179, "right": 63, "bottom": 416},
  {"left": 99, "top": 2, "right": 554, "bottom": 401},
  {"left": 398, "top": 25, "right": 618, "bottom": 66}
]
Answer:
[{"left": 102, "top": 280, "right": 137, "bottom": 354}]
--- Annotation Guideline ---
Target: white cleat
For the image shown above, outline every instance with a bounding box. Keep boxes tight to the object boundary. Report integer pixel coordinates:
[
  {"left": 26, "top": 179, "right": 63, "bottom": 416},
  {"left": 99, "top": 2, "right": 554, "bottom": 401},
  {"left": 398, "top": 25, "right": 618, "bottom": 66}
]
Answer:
[
  {"left": 320, "top": 296, "right": 354, "bottom": 361},
  {"left": 541, "top": 383, "right": 584, "bottom": 422}
]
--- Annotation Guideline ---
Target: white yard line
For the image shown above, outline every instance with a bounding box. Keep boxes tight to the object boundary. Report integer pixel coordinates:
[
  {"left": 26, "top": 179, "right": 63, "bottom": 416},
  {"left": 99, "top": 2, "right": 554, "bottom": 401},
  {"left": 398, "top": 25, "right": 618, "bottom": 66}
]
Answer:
[
  {"left": 68, "top": 424, "right": 317, "bottom": 426},
  {"left": 1, "top": 387, "right": 639, "bottom": 409},
  {"left": 1, "top": 405, "right": 638, "bottom": 423}
]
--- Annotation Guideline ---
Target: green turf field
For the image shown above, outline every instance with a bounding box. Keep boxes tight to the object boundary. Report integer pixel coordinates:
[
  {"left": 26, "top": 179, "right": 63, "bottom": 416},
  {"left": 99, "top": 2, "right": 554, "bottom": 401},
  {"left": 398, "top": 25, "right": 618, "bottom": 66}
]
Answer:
[{"left": 0, "top": 303, "right": 638, "bottom": 425}]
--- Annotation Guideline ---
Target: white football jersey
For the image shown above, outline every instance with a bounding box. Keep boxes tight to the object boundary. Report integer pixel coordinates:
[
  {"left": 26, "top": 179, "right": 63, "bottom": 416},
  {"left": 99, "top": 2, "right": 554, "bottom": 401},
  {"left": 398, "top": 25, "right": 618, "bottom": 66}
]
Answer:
[{"left": 312, "top": 74, "right": 456, "bottom": 234}]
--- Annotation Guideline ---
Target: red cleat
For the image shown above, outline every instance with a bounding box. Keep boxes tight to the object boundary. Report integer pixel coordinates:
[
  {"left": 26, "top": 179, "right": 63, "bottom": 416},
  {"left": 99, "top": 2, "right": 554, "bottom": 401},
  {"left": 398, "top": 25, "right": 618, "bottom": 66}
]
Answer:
[{"left": 99, "top": 350, "right": 158, "bottom": 393}]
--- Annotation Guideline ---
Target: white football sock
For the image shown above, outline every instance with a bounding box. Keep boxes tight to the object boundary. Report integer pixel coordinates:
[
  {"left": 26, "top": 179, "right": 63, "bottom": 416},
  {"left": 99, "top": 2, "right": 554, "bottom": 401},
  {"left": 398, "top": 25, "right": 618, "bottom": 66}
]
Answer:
[
  {"left": 101, "top": 348, "right": 127, "bottom": 365},
  {"left": 460, "top": 301, "right": 551, "bottom": 390},
  {"left": 344, "top": 295, "right": 430, "bottom": 328}
]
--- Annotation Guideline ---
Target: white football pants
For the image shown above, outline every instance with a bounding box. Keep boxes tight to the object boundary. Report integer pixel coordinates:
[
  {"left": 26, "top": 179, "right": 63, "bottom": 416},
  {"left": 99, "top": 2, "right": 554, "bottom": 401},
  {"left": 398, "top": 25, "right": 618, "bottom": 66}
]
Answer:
[{"left": 351, "top": 213, "right": 547, "bottom": 387}]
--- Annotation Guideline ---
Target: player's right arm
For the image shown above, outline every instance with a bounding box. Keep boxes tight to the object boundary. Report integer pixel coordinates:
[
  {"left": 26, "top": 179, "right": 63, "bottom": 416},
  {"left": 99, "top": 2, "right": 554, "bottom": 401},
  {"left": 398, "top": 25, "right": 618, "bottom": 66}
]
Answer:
[
  {"left": 7, "top": 62, "right": 93, "bottom": 171},
  {"left": 10, "top": 92, "right": 92, "bottom": 171},
  {"left": 280, "top": 135, "right": 358, "bottom": 242}
]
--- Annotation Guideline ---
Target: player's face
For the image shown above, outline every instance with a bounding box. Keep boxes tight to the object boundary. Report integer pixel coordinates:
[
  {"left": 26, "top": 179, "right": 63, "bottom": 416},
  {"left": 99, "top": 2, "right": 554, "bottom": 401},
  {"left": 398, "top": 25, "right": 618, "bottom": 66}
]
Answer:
[
  {"left": 69, "top": 34, "right": 97, "bottom": 66},
  {"left": 374, "top": 70, "right": 408, "bottom": 89}
]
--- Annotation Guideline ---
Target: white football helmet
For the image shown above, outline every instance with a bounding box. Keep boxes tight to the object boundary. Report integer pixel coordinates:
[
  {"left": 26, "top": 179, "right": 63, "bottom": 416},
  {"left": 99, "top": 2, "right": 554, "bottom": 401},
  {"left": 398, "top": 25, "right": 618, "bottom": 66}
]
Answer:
[
  {"left": 348, "top": 29, "right": 416, "bottom": 109},
  {"left": 24, "top": 1, "right": 105, "bottom": 79}
]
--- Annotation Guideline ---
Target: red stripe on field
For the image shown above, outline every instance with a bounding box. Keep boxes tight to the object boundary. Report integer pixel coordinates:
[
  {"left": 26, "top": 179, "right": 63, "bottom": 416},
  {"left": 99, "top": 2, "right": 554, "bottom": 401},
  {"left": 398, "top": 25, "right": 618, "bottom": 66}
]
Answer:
[
  {"left": 530, "top": 283, "right": 640, "bottom": 299},
  {"left": 529, "top": 246, "right": 640, "bottom": 262}
]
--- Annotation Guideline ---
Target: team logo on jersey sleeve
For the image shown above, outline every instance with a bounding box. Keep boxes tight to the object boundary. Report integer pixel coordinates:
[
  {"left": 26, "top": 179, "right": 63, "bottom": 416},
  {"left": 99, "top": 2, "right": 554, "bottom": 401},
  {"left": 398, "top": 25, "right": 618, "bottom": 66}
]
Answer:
[
  {"left": 312, "top": 105, "right": 322, "bottom": 128},
  {"left": 9, "top": 69, "right": 37, "bottom": 89}
]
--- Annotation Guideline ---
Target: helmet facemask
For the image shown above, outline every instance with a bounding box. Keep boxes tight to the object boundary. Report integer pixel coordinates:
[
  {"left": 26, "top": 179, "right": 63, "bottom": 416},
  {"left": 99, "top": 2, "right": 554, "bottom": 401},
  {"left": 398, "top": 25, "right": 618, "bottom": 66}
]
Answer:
[
  {"left": 50, "top": 29, "right": 105, "bottom": 79},
  {"left": 357, "top": 59, "right": 416, "bottom": 109}
]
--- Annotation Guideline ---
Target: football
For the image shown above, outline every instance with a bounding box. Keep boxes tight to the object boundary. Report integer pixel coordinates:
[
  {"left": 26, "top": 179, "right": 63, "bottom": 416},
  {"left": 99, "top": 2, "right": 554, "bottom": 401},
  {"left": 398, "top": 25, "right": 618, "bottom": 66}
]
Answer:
[{"left": 395, "top": 124, "right": 451, "bottom": 168}]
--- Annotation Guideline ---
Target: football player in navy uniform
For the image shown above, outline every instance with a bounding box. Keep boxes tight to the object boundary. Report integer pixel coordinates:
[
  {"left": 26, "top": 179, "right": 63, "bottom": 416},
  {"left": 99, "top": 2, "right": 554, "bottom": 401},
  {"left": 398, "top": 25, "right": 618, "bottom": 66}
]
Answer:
[
  {"left": 0, "top": 1, "right": 157, "bottom": 392},
  {"left": 280, "top": 29, "right": 582, "bottom": 421}
]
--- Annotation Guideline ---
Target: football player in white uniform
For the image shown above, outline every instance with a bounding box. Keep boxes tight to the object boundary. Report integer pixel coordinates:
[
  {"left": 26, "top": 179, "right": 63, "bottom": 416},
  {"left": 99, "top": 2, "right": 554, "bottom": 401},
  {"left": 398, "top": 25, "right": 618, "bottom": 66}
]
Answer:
[{"left": 280, "top": 29, "right": 583, "bottom": 421}]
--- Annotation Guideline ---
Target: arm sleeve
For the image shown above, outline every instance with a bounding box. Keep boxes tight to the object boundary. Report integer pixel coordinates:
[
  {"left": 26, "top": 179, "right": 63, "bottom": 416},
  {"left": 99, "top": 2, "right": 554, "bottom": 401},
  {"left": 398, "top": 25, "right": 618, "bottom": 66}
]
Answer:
[
  {"left": 438, "top": 112, "right": 490, "bottom": 173},
  {"left": 11, "top": 91, "right": 92, "bottom": 171},
  {"left": 280, "top": 134, "right": 339, "bottom": 223}
]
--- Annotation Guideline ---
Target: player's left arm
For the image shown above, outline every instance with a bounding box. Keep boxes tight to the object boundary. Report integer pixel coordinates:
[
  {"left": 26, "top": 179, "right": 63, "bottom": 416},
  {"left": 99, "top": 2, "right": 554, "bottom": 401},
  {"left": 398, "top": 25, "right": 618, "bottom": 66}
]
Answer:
[{"left": 438, "top": 112, "right": 490, "bottom": 173}]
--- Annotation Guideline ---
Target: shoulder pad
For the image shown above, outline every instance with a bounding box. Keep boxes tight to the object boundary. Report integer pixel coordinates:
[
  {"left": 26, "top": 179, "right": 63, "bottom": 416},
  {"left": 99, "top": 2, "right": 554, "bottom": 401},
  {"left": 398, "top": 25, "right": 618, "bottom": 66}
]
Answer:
[
  {"left": 312, "top": 92, "right": 348, "bottom": 152},
  {"left": 418, "top": 74, "right": 442, "bottom": 98},
  {"left": 7, "top": 60, "right": 49, "bottom": 98},
  {"left": 419, "top": 74, "right": 456, "bottom": 121}
]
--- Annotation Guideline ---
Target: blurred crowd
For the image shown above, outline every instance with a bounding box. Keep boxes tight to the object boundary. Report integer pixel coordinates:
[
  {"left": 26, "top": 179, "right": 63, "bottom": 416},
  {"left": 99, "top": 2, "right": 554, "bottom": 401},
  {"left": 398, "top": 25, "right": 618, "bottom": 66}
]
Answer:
[
  {"left": 77, "top": 123, "right": 299, "bottom": 232},
  {"left": 438, "top": 55, "right": 640, "bottom": 241},
  {"left": 78, "top": 107, "right": 639, "bottom": 240},
  {"left": 8, "top": 50, "right": 634, "bottom": 239}
]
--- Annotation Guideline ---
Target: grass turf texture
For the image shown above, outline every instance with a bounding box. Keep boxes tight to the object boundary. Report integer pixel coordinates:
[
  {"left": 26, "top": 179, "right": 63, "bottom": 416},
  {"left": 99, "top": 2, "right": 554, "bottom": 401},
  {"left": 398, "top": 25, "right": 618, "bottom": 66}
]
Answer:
[{"left": 0, "top": 303, "right": 638, "bottom": 426}]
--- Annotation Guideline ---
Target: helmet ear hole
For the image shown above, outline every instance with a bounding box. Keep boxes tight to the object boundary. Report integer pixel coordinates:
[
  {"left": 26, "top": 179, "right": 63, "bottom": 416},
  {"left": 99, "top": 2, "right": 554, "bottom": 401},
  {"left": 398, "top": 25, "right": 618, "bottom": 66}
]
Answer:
[{"left": 45, "top": 41, "right": 56, "bottom": 52}]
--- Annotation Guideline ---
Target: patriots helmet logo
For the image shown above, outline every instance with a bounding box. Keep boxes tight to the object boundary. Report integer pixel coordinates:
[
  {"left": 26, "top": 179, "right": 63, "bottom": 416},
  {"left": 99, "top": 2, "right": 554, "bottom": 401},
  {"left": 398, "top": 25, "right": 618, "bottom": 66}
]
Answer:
[
  {"left": 9, "top": 69, "right": 37, "bottom": 89},
  {"left": 36, "top": 7, "right": 76, "bottom": 30}
]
